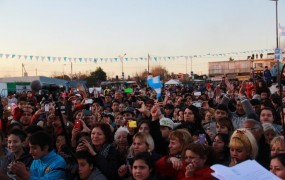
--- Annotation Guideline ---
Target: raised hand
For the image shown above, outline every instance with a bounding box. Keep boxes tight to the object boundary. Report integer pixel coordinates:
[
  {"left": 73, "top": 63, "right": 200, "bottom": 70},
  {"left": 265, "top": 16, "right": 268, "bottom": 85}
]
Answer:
[{"left": 169, "top": 157, "right": 183, "bottom": 170}]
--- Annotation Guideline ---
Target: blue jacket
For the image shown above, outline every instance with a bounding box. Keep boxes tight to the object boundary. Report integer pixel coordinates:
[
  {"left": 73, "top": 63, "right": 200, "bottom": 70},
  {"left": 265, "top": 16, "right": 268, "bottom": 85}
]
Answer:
[{"left": 29, "top": 150, "right": 67, "bottom": 180}]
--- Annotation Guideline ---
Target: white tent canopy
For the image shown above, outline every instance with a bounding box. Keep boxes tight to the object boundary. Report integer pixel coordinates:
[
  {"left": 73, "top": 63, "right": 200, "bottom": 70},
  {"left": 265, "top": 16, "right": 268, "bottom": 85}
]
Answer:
[{"left": 165, "top": 79, "right": 182, "bottom": 85}]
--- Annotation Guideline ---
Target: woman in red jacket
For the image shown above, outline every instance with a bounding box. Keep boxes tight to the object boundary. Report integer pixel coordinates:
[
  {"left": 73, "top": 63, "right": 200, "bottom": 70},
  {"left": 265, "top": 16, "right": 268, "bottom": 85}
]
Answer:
[
  {"left": 155, "top": 129, "right": 193, "bottom": 179},
  {"left": 156, "top": 142, "right": 216, "bottom": 180}
]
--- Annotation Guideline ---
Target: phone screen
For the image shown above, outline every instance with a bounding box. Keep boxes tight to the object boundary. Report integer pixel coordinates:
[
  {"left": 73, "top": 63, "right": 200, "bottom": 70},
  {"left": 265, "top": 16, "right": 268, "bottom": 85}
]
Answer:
[{"left": 44, "top": 104, "right": 49, "bottom": 112}]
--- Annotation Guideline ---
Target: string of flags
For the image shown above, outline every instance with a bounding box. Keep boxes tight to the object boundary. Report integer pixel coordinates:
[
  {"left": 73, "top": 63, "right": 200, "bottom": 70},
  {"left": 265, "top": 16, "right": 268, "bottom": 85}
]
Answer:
[{"left": 0, "top": 48, "right": 280, "bottom": 63}]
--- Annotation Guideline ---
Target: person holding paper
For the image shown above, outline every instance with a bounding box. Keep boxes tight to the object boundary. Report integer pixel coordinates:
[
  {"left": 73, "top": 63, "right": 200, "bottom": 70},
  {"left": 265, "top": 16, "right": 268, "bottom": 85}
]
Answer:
[{"left": 228, "top": 128, "right": 258, "bottom": 167}]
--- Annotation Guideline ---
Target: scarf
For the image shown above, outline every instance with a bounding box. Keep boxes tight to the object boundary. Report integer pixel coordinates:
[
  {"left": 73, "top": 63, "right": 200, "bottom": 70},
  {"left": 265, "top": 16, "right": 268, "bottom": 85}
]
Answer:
[{"left": 98, "top": 143, "right": 112, "bottom": 158}]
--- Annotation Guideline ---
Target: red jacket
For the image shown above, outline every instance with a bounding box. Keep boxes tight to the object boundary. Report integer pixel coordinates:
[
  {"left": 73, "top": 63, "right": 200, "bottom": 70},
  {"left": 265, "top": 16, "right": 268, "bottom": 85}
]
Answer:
[{"left": 156, "top": 155, "right": 213, "bottom": 180}]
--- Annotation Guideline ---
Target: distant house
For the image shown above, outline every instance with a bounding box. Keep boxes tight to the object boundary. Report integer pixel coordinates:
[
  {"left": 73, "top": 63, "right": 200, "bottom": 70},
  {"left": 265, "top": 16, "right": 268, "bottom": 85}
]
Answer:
[{"left": 208, "top": 58, "right": 284, "bottom": 81}]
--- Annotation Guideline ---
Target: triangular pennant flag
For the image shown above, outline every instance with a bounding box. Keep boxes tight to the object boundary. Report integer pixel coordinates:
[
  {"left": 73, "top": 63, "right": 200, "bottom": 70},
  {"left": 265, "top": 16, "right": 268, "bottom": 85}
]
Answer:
[
  {"left": 159, "top": 57, "right": 162, "bottom": 60},
  {"left": 0, "top": 54, "right": 3, "bottom": 58},
  {"left": 58, "top": 57, "right": 61, "bottom": 61},
  {"left": 84, "top": 58, "right": 87, "bottom": 62},
  {"left": 79, "top": 58, "right": 82, "bottom": 62},
  {"left": 130, "top": 58, "right": 133, "bottom": 61},
  {"left": 12, "top": 54, "right": 16, "bottom": 58},
  {"left": 104, "top": 58, "right": 108, "bottom": 62},
  {"left": 125, "top": 58, "right": 128, "bottom": 61},
  {"left": 73, "top": 58, "right": 77, "bottom": 62},
  {"left": 47, "top": 56, "right": 51, "bottom": 61},
  {"left": 35, "top": 56, "right": 39, "bottom": 61},
  {"left": 89, "top": 58, "right": 92, "bottom": 62},
  {"left": 53, "top": 57, "right": 56, "bottom": 62},
  {"left": 114, "top": 58, "right": 118, "bottom": 61},
  {"left": 30, "top": 56, "right": 33, "bottom": 60},
  {"left": 163, "top": 57, "right": 166, "bottom": 61},
  {"left": 185, "top": 56, "right": 188, "bottom": 60},
  {"left": 140, "top": 57, "right": 143, "bottom": 61},
  {"left": 18, "top": 55, "right": 22, "bottom": 59},
  {"left": 68, "top": 57, "right": 72, "bottom": 62},
  {"left": 64, "top": 57, "right": 67, "bottom": 61},
  {"left": 5, "top": 54, "right": 10, "bottom": 59},
  {"left": 41, "top": 56, "right": 45, "bottom": 61},
  {"left": 110, "top": 58, "right": 113, "bottom": 62},
  {"left": 24, "top": 55, "right": 28, "bottom": 60},
  {"left": 100, "top": 58, "right": 103, "bottom": 62},
  {"left": 135, "top": 58, "right": 138, "bottom": 61},
  {"left": 154, "top": 57, "right": 157, "bottom": 61},
  {"left": 93, "top": 58, "right": 97, "bottom": 63}
]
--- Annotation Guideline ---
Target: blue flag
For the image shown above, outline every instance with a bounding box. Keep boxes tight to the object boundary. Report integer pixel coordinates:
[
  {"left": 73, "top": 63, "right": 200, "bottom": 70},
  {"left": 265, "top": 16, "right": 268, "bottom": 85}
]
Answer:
[{"left": 147, "top": 75, "right": 162, "bottom": 98}]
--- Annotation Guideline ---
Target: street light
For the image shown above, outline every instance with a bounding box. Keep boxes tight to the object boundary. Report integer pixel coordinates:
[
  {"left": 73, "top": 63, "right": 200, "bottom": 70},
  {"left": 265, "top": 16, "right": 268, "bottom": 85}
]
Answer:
[
  {"left": 270, "top": 0, "right": 280, "bottom": 84},
  {"left": 119, "top": 53, "right": 127, "bottom": 81},
  {"left": 270, "top": 0, "right": 279, "bottom": 48}
]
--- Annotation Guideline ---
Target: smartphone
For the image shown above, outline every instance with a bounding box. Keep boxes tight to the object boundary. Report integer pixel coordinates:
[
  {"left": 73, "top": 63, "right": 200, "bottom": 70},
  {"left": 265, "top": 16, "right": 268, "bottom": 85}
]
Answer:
[
  {"left": 85, "top": 99, "right": 93, "bottom": 104},
  {"left": 83, "top": 109, "right": 92, "bottom": 116},
  {"left": 132, "top": 102, "right": 141, "bottom": 109},
  {"left": 74, "top": 120, "right": 82, "bottom": 130},
  {"left": 128, "top": 120, "right": 137, "bottom": 128},
  {"left": 194, "top": 92, "right": 201, "bottom": 96},
  {"left": 44, "top": 104, "right": 49, "bottom": 112},
  {"left": 199, "top": 134, "right": 206, "bottom": 144}
]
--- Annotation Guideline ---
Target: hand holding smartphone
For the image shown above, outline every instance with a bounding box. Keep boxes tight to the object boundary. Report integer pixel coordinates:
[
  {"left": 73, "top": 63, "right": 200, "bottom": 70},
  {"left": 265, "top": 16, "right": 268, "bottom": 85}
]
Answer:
[
  {"left": 198, "top": 134, "right": 206, "bottom": 144},
  {"left": 74, "top": 120, "right": 83, "bottom": 130}
]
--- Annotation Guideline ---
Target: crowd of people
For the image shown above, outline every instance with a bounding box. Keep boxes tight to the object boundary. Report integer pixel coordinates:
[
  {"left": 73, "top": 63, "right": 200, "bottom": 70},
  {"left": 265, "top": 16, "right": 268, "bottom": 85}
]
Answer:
[{"left": 0, "top": 75, "right": 284, "bottom": 180}]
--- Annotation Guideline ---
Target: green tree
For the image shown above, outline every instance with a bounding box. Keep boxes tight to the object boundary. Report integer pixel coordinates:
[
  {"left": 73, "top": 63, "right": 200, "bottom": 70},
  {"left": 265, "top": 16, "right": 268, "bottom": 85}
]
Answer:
[{"left": 86, "top": 67, "right": 107, "bottom": 87}]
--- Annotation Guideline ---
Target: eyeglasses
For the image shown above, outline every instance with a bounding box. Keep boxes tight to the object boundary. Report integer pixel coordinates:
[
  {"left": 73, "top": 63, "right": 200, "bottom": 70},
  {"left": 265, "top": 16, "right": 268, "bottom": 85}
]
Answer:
[
  {"left": 184, "top": 156, "right": 200, "bottom": 162},
  {"left": 245, "top": 127, "right": 257, "bottom": 131}
]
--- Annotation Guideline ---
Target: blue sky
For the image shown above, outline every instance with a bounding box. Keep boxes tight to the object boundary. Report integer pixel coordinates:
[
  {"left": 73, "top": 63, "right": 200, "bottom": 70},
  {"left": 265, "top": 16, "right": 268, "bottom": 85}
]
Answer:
[{"left": 0, "top": 0, "right": 284, "bottom": 78}]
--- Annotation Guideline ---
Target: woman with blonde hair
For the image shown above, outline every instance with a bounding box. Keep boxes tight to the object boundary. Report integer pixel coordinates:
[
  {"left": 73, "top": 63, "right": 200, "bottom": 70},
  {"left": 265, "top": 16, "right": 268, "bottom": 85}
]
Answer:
[
  {"left": 270, "top": 136, "right": 285, "bottom": 157},
  {"left": 228, "top": 128, "right": 258, "bottom": 167},
  {"left": 155, "top": 129, "right": 193, "bottom": 178},
  {"left": 118, "top": 132, "right": 159, "bottom": 178}
]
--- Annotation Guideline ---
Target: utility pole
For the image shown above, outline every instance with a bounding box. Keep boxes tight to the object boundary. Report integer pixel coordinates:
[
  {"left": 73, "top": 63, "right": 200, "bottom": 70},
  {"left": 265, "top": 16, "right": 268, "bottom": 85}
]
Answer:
[
  {"left": 148, "top": 53, "right": 150, "bottom": 75},
  {"left": 71, "top": 62, "right": 73, "bottom": 80}
]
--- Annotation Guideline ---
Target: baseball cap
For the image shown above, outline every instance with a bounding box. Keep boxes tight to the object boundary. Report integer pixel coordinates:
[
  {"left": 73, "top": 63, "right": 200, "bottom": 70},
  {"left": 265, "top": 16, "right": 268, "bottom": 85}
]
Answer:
[
  {"left": 159, "top": 118, "right": 174, "bottom": 130},
  {"left": 122, "top": 107, "right": 136, "bottom": 115}
]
